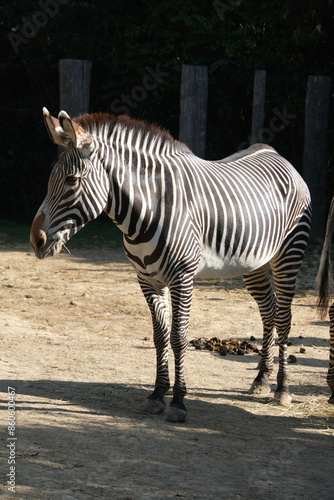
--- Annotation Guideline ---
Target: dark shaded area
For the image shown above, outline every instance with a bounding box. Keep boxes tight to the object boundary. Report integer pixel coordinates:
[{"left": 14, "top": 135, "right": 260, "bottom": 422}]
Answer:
[
  {"left": 1, "top": 0, "right": 334, "bottom": 224},
  {"left": 1, "top": 378, "right": 333, "bottom": 498}
]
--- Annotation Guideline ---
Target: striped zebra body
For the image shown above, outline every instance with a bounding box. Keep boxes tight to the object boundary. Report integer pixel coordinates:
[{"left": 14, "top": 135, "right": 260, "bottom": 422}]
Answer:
[
  {"left": 30, "top": 109, "right": 312, "bottom": 421},
  {"left": 316, "top": 197, "right": 334, "bottom": 404}
]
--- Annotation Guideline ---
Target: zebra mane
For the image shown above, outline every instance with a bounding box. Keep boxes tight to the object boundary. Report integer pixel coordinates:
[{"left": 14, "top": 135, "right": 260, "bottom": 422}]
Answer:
[{"left": 74, "top": 112, "right": 191, "bottom": 153}]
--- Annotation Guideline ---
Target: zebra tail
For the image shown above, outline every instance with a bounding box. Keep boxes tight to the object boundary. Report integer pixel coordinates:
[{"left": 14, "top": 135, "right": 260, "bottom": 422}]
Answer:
[{"left": 316, "top": 197, "right": 334, "bottom": 320}]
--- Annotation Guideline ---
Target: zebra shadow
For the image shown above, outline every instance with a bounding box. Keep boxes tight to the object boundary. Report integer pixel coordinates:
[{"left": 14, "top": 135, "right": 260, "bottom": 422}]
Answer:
[{"left": 2, "top": 378, "right": 333, "bottom": 499}]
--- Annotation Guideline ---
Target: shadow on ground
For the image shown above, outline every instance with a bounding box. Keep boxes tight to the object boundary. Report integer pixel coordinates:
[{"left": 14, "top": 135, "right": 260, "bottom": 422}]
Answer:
[{"left": 2, "top": 378, "right": 333, "bottom": 500}]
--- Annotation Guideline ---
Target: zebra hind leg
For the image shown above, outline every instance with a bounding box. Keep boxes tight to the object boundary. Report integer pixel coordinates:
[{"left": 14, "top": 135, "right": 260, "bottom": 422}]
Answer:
[
  {"left": 243, "top": 265, "right": 276, "bottom": 396},
  {"left": 138, "top": 278, "right": 170, "bottom": 415},
  {"left": 270, "top": 226, "right": 309, "bottom": 406},
  {"left": 328, "top": 304, "right": 334, "bottom": 403},
  {"left": 270, "top": 268, "right": 294, "bottom": 406}
]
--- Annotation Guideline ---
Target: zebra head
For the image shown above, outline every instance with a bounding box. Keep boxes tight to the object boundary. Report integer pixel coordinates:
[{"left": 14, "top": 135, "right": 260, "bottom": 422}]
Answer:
[{"left": 30, "top": 108, "right": 109, "bottom": 259}]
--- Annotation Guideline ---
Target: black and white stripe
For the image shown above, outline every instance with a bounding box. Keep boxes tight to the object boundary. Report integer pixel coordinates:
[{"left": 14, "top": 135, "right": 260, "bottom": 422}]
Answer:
[
  {"left": 316, "top": 196, "right": 334, "bottom": 404},
  {"left": 31, "top": 111, "right": 312, "bottom": 421}
]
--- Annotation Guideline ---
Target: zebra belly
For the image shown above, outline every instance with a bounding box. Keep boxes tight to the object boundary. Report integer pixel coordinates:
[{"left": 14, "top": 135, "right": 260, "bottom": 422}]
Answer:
[{"left": 195, "top": 246, "right": 268, "bottom": 279}]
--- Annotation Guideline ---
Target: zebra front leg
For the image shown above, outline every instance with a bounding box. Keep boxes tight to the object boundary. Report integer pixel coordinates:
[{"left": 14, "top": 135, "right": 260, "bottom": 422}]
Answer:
[
  {"left": 243, "top": 265, "right": 276, "bottom": 395},
  {"left": 138, "top": 278, "right": 170, "bottom": 415},
  {"left": 328, "top": 304, "right": 334, "bottom": 403},
  {"left": 165, "top": 278, "right": 193, "bottom": 422}
]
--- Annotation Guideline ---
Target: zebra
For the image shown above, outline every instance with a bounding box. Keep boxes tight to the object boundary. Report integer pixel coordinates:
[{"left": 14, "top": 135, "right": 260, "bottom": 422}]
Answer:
[
  {"left": 30, "top": 108, "right": 312, "bottom": 422},
  {"left": 316, "top": 196, "right": 334, "bottom": 404}
]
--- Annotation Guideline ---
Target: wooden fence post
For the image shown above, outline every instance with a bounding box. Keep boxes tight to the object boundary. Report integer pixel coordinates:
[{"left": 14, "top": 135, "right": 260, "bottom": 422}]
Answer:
[
  {"left": 59, "top": 59, "right": 92, "bottom": 117},
  {"left": 179, "top": 64, "right": 208, "bottom": 158},
  {"left": 251, "top": 70, "right": 266, "bottom": 144},
  {"left": 303, "top": 75, "right": 331, "bottom": 241}
]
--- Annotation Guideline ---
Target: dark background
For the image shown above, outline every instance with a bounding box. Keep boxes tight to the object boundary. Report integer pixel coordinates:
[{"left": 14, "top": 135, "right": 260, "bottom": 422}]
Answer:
[{"left": 1, "top": 0, "right": 333, "bottom": 223}]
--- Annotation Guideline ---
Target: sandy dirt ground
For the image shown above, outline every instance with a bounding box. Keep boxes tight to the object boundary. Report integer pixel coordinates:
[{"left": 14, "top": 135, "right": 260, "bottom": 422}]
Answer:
[{"left": 1, "top": 240, "right": 334, "bottom": 500}]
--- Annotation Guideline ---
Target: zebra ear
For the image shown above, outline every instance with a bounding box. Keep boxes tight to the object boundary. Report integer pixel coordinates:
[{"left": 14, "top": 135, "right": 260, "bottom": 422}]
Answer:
[
  {"left": 43, "top": 107, "right": 68, "bottom": 146},
  {"left": 58, "top": 110, "right": 93, "bottom": 149}
]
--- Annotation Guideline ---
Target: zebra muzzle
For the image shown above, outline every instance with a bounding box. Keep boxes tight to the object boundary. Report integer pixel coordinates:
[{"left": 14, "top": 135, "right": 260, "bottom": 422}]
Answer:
[
  {"left": 30, "top": 226, "right": 47, "bottom": 258},
  {"left": 35, "top": 230, "right": 47, "bottom": 249},
  {"left": 30, "top": 211, "right": 50, "bottom": 257}
]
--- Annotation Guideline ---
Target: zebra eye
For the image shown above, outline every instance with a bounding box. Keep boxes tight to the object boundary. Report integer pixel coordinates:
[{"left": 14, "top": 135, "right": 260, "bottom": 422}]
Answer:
[{"left": 66, "top": 175, "right": 79, "bottom": 185}]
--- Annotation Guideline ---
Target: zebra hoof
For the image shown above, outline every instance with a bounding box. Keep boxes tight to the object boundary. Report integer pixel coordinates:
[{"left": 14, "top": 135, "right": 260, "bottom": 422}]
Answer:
[
  {"left": 140, "top": 398, "right": 166, "bottom": 415},
  {"left": 328, "top": 393, "right": 334, "bottom": 404},
  {"left": 165, "top": 406, "right": 187, "bottom": 423},
  {"left": 249, "top": 380, "right": 271, "bottom": 395},
  {"left": 274, "top": 391, "right": 292, "bottom": 406}
]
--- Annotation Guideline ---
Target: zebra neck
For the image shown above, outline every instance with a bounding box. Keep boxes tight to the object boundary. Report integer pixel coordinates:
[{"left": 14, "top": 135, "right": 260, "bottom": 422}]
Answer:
[
  {"left": 105, "top": 153, "right": 166, "bottom": 241},
  {"left": 98, "top": 122, "right": 190, "bottom": 239}
]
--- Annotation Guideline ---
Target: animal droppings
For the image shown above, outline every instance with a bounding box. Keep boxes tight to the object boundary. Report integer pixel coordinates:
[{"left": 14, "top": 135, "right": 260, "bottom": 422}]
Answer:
[{"left": 190, "top": 337, "right": 260, "bottom": 356}]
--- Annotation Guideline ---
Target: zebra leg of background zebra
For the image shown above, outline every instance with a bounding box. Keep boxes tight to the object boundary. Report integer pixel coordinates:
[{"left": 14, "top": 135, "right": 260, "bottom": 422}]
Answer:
[
  {"left": 137, "top": 277, "right": 171, "bottom": 415},
  {"left": 328, "top": 303, "right": 334, "bottom": 403},
  {"left": 165, "top": 276, "right": 194, "bottom": 422},
  {"left": 243, "top": 264, "right": 276, "bottom": 395}
]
